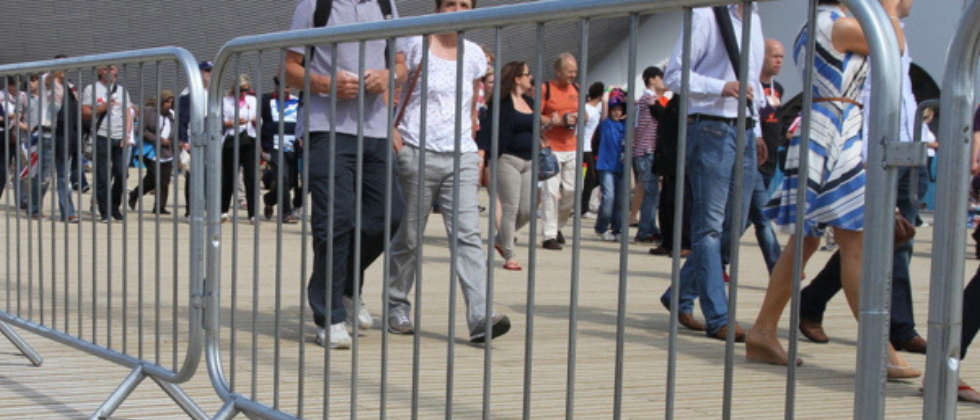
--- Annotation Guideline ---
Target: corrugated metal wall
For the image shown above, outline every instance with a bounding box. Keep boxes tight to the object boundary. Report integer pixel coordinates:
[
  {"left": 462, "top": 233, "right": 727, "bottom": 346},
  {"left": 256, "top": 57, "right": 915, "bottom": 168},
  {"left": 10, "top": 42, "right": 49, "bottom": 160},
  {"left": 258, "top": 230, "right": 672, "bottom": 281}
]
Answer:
[{"left": 1, "top": 0, "right": 631, "bottom": 93}]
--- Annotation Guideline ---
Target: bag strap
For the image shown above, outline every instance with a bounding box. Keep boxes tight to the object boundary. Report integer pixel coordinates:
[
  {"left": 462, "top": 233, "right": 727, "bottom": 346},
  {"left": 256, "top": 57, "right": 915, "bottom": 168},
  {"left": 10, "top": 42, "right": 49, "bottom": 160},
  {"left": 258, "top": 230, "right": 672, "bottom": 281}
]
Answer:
[
  {"left": 93, "top": 83, "right": 118, "bottom": 133},
  {"left": 394, "top": 63, "right": 423, "bottom": 127},
  {"left": 712, "top": 6, "right": 756, "bottom": 118}
]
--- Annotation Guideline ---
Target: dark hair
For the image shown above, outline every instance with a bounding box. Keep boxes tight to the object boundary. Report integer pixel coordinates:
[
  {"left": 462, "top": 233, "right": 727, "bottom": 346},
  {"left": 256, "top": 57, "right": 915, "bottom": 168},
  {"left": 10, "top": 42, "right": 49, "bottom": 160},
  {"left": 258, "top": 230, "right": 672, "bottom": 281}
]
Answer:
[
  {"left": 587, "top": 81, "right": 605, "bottom": 101},
  {"left": 818, "top": 0, "right": 840, "bottom": 4},
  {"left": 273, "top": 75, "right": 281, "bottom": 86},
  {"left": 54, "top": 54, "right": 68, "bottom": 59},
  {"left": 497, "top": 61, "right": 527, "bottom": 105},
  {"left": 435, "top": 0, "right": 476, "bottom": 9},
  {"left": 642, "top": 66, "right": 663, "bottom": 86}
]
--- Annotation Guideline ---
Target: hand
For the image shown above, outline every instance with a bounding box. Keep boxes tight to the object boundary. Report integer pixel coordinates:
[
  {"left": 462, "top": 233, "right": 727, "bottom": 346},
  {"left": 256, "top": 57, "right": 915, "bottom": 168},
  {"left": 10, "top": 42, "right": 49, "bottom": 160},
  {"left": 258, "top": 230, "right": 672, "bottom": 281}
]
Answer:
[
  {"left": 565, "top": 112, "right": 578, "bottom": 127},
  {"left": 392, "top": 131, "right": 404, "bottom": 153},
  {"left": 239, "top": 117, "right": 249, "bottom": 125},
  {"left": 755, "top": 137, "right": 768, "bottom": 166},
  {"left": 363, "top": 70, "right": 389, "bottom": 95},
  {"left": 336, "top": 70, "right": 360, "bottom": 100},
  {"left": 721, "top": 81, "right": 754, "bottom": 102},
  {"left": 551, "top": 112, "right": 562, "bottom": 127},
  {"left": 180, "top": 142, "right": 191, "bottom": 151},
  {"left": 972, "top": 161, "right": 980, "bottom": 177}
]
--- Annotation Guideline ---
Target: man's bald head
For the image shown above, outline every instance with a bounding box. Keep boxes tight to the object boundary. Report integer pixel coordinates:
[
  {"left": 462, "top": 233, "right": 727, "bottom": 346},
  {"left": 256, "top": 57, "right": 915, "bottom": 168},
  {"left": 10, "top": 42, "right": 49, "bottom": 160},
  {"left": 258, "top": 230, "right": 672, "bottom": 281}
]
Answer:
[{"left": 762, "top": 39, "right": 784, "bottom": 82}]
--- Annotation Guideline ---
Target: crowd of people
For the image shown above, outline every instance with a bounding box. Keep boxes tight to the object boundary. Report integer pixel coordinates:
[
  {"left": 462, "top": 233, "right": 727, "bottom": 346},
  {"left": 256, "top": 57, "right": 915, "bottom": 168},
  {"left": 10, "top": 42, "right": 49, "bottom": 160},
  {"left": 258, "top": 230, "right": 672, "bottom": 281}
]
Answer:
[{"left": 3, "top": 0, "right": 980, "bottom": 403}]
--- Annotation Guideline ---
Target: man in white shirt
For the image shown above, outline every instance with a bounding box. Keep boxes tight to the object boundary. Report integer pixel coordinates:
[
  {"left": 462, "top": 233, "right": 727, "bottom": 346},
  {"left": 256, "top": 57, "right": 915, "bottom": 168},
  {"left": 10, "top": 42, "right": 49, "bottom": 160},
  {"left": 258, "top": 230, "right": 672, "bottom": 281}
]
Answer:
[
  {"left": 81, "top": 65, "right": 133, "bottom": 222},
  {"left": 659, "top": 4, "right": 765, "bottom": 341}
]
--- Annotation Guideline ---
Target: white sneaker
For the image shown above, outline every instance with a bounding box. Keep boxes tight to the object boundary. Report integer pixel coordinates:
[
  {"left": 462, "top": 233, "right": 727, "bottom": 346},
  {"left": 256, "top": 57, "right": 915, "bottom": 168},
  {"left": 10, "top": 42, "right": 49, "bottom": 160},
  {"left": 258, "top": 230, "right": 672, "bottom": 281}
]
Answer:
[
  {"left": 343, "top": 296, "right": 373, "bottom": 330},
  {"left": 602, "top": 231, "right": 621, "bottom": 242},
  {"left": 315, "top": 323, "right": 351, "bottom": 349},
  {"left": 220, "top": 213, "right": 230, "bottom": 223}
]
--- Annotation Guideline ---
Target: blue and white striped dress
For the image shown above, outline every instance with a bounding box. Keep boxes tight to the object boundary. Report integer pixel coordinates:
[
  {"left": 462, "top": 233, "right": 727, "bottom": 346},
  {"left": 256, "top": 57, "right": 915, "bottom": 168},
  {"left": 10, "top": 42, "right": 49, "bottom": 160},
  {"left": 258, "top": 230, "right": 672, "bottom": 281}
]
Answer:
[{"left": 766, "top": 6, "right": 869, "bottom": 236}]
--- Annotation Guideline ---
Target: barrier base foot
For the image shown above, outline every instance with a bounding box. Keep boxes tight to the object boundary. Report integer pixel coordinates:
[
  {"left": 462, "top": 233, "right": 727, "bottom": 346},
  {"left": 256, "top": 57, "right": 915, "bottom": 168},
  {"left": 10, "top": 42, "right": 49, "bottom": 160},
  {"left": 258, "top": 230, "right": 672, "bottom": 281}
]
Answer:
[
  {"left": 91, "top": 365, "right": 208, "bottom": 420},
  {"left": 0, "top": 320, "right": 43, "bottom": 366}
]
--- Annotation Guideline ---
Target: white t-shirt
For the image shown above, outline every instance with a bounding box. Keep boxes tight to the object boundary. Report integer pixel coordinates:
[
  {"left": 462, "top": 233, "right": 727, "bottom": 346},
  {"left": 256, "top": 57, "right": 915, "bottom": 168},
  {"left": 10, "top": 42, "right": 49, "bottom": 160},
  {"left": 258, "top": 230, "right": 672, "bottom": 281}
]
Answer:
[
  {"left": 397, "top": 36, "right": 487, "bottom": 153},
  {"left": 222, "top": 94, "right": 258, "bottom": 139},
  {"left": 156, "top": 110, "right": 174, "bottom": 162},
  {"left": 582, "top": 102, "right": 601, "bottom": 153},
  {"left": 81, "top": 81, "right": 132, "bottom": 140}
]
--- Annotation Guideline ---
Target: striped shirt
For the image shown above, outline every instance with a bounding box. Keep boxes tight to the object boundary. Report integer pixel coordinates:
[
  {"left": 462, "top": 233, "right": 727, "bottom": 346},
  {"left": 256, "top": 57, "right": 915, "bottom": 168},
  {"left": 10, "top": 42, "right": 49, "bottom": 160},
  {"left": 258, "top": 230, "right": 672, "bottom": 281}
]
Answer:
[{"left": 633, "top": 89, "right": 658, "bottom": 157}]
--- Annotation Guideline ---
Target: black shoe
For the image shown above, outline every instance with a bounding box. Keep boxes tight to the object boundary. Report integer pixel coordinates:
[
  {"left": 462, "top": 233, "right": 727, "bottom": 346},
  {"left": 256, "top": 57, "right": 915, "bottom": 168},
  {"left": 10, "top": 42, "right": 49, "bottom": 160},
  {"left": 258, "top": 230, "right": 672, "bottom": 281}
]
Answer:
[
  {"left": 469, "top": 314, "right": 511, "bottom": 343},
  {"left": 156, "top": 208, "right": 171, "bottom": 215},
  {"left": 556, "top": 231, "right": 566, "bottom": 245},
  {"left": 128, "top": 194, "right": 138, "bottom": 211},
  {"left": 542, "top": 238, "right": 562, "bottom": 250},
  {"left": 112, "top": 210, "right": 124, "bottom": 221}
]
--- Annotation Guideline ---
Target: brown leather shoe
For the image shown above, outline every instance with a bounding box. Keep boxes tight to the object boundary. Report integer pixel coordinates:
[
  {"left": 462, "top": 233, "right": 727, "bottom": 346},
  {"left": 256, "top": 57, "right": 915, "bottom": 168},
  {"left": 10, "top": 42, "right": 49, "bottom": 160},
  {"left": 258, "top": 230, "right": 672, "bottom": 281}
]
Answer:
[
  {"left": 799, "top": 318, "right": 829, "bottom": 343},
  {"left": 711, "top": 324, "right": 745, "bottom": 343},
  {"left": 542, "top": 239, "right": 562, "bottom": 250},
  {"left": 678, "top": 313, "right": 705, "bottom": 331},
  {"left": 896, "top": 336, "right": 927, "bottom": 354}
]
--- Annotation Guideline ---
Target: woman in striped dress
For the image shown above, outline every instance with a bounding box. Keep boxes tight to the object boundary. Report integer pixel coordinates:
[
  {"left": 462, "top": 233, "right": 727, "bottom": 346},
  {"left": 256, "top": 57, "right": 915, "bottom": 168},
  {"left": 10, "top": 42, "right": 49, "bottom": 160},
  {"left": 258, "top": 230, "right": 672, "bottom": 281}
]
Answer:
[{"left": 745, "top": 0, "right": 917, "bottom": 377}]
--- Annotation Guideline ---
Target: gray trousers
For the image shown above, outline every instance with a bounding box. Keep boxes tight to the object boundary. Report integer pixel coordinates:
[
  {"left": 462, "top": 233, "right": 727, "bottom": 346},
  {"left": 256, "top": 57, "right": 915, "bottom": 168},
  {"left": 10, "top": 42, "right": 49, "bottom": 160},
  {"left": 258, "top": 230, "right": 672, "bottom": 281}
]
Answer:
[
  {"left": 387, "top": 145, "right": 492, "bottom": 333},
  {"left": 494, "top": 153, "right": 532, "bottom": 260}
]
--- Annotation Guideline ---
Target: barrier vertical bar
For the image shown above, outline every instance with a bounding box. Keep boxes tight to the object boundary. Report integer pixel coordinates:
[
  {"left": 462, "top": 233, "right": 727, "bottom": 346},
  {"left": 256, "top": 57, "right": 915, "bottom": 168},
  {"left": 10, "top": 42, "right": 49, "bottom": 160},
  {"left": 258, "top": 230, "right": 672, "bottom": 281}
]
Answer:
[
  {"left": 784, "top": 1, "right": 819, "bottom": 418},
  {"left": 523, "top": 22, "right": 546, "bottom": 420},
  {"left": 485, "top": 25, "right": 504, "bottom": 420},
  {"left": 447, "top": 29, "right": 463, "bottom": 420},
  {"left": 722, "top": 2, "right": 753, "bottom": 417},
  {"left": 564, "top": 17, "right": 589, "bottom": 420},
  {"left": 665, "top": 8, "right": 693, "bottom": 420},
  {"left": 352, "top": 38, "right": 368, "bottom": 420},
  {"left": 380, "top": 33, "right": 398, "bottom": 420},
  {"left": 844, "top": 1, "right": 903, "bottom": 419},
  {"left": 612, "top": 13, "right": 639, "bottom": 420},
  {"left": 410, "top": 35, "right": 431, "bottom": 420},
  {"left": 924, "top": 0, "right": 980, "bottom": 418}
]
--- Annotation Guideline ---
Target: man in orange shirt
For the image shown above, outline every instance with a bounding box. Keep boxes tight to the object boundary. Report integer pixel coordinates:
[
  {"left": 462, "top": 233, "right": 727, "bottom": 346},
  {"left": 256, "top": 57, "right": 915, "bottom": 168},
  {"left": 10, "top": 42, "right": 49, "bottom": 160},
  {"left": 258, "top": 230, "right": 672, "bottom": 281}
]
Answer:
[{"left": 540, "top": 53, "right": 582, "bottom": 250}]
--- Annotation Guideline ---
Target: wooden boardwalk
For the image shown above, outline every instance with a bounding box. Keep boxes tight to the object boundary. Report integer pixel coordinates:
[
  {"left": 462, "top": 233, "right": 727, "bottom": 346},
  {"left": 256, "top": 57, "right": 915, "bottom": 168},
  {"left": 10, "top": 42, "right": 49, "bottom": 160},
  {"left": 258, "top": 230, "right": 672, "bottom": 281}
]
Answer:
[{"left": 2, "top": 178, "right": 979, "bottom": 419}]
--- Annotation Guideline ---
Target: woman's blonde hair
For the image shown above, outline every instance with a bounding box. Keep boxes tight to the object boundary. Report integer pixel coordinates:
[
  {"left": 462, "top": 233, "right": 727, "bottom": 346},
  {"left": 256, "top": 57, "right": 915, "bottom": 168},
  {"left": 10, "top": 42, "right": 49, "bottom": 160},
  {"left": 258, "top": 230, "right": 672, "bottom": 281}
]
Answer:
[{"left": 228, "top": 74, "right": 251, "bottom": 95}]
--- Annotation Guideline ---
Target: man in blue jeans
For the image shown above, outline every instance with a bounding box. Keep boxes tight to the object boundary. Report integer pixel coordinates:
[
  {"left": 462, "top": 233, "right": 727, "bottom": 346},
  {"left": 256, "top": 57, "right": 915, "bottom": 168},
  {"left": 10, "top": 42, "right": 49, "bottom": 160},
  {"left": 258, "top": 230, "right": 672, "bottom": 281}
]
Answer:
[
  {"left": 284, "top": 0, "right": 405, "bottom": 349},
  {"left": 659, "top": 4, "right": 765, "bottom": 341}
]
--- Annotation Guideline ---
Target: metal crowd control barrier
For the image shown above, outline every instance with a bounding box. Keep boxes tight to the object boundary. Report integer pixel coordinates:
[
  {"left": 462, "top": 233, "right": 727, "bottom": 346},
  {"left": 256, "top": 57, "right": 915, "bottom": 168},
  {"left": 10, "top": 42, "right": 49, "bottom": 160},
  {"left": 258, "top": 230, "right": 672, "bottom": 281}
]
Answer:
[
  {"left": 924, "top": 1, "right": 980, "bottom": 418},
  {"left": 199, "top": 1, "right": 928, "bottom": 419},
  {"left": 0, "top": 47, "right": 208, "bottom": 419}
]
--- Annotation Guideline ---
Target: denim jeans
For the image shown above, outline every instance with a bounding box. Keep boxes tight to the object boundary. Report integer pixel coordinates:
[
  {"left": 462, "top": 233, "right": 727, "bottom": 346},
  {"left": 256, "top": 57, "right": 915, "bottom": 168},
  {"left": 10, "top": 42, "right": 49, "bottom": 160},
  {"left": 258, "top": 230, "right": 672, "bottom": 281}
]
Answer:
[
  {"left": 722, "top": 170, "right": 780, "bottom": 272},
  {"left": 94, "top": 136, "right": 128, "bottom": 217},
  {"left": 307, "top": 133, "right": 403, "bottom": 327},
  {"left": 633, "top": 153, "right": 661, "bottom": 239},
  {"left": 595, "top": 170, "right": 624, "bottom": 235},
  {"left": 661, "top": 120, "right": 757, "bottom": 336},
  {"left": 799, "top": 167, "right": 920, "bottom": 344}
]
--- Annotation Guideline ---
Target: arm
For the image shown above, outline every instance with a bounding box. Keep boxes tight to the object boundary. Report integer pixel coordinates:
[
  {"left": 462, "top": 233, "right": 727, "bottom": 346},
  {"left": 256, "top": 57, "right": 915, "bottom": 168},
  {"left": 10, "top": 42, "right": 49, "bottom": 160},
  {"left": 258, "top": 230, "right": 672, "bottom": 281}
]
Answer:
[
  {"left": 471, "top": 78, "right": 481, "bottom": 140},
  {"left": 142, "top": 106, "right": 158, "bottom": 144},
  {"left": 831, "top": 0, "right": 905, "bottom": 57},
  {"left": 663, "top": 11, "right": 731, "bottom": 99},
  {"left": 971, "top": 130, "right": 980, "bottom": 176}
]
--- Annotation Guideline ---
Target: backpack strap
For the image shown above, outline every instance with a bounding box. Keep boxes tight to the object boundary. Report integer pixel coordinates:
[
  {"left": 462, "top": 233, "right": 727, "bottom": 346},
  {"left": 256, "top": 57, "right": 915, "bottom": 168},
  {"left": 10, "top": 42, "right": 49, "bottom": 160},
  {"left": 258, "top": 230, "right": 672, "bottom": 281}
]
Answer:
[{"left": 314, "top": 0, "right": 332, "bottom": 28}]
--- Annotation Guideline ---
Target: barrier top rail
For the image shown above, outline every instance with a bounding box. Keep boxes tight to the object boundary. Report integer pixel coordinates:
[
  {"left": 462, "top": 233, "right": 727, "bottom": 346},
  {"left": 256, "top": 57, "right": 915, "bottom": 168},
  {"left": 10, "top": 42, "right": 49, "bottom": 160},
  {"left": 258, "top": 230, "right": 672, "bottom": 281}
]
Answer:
[{"left": 0, "top": 46, "right": 208, "bottom": 385}]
